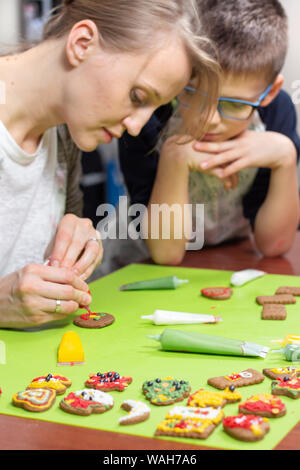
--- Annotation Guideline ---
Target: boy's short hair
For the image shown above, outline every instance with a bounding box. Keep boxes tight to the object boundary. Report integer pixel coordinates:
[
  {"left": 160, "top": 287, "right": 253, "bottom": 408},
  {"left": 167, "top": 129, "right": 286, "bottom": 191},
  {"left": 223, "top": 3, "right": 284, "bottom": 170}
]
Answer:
[{"left": 199, "top": 0, "right": 288, "bottom": 82}]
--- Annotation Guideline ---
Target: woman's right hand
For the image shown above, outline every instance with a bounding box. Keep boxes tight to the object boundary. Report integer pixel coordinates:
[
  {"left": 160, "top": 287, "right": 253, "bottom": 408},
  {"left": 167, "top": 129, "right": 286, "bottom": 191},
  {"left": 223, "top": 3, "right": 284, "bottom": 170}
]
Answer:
[{"left": 0, "top": 264, "right": 92, "bottom": 329}]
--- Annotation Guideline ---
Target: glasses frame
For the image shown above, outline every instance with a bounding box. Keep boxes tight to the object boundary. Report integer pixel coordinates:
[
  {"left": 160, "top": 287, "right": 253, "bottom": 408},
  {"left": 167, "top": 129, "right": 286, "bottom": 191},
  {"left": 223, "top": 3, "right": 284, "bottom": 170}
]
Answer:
[{"left": 179, "top": 83, "right": 273, "bottom": 121}]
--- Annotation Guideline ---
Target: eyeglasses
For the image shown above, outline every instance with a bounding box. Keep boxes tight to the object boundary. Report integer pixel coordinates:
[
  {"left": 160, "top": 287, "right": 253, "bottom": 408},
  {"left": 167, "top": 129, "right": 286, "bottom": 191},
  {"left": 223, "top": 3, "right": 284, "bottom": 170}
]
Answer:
[{"left": 177, "top": 83, "right": 273, "bottom": 121}]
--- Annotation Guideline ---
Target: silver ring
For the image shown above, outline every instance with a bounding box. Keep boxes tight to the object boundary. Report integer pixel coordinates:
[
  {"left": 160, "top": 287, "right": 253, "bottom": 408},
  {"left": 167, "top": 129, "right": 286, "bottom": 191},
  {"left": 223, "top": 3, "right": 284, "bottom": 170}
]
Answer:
[{"left": 55, "top": 299, "right": 61, "bottom": 313}]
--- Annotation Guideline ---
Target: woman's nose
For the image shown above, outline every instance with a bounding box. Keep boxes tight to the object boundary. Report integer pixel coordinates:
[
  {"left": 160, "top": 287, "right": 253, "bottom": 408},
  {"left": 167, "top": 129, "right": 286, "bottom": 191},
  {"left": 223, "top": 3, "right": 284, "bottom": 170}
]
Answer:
[{"left": 122, "top": 108, "right": 154, "bottom": 137}]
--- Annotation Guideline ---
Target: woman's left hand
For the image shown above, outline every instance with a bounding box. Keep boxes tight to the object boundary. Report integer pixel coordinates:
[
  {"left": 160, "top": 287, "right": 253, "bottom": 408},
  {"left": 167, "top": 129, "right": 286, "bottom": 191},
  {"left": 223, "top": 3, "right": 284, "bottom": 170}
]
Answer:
[{"left": 49, "top": 214, "right": 103, "bottom": 281}]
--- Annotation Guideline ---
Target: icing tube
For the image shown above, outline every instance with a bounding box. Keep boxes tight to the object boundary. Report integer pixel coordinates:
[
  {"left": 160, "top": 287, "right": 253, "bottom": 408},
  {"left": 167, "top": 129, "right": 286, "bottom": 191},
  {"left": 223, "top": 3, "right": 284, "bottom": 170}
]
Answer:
[
  {"left": 148, "top": 329, "right": 269, "bottom": 358},
  {"left": 119, "top": 276, "right": 189, "bottom": 291},
  {"left": 141, "top": 309, "right": 222, "bottom": 325},
  {"left": 230, "top": 269, "right": 266, "bottom": 287}
]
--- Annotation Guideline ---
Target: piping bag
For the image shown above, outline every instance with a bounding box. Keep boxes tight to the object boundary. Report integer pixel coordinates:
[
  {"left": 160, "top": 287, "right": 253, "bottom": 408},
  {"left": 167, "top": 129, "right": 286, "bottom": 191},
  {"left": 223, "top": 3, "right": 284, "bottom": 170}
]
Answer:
[
  {"left": 141, "top": 309, "right": 222, "bottom": 325},
  {"left": 148, "top": 329, "right": 269, "bottom": 358},
  {"left": 119, "top": 276, "right": 189, "bottom": 291}
]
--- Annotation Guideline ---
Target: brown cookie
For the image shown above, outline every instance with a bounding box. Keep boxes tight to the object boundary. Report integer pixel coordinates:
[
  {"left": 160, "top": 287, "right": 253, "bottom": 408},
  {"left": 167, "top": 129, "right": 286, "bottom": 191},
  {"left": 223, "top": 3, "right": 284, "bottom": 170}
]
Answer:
[
  {"left": 27, "top": 374, "right": 72, "bottom": 395},
  {"left": 276, "top": 286, "right": 300, "bottom": 296},
  {"left": 223, "top": 414, "right": 270, "bottom": 442},
  {"left": 155, "top": 406, "right": 224, "bottom": 440},
  {"left": 263, "top": 366, "right": 300, "bottom": 380},
  {"left": 60, "top": 389, "right": 114, "bottom": 415},
  {"left": 261, "top": 304, "right": 287, "bottom": 320},
  {"left": 142, "top": 377, "right": 191, "bottom": 405},
  {"left": 119, "top": 400, "right": 150, "bottom": 425},
  {"left": 271, "top": 375, "right": 300, "bottom": 399},
  {"left": 201, "top": 287, "right": 232, "bottom": 300},
  {"left": 74, "top": 312, "right": 115, "bottom": 329},
  {"left": 238, "top": 393, "right": 286, "bottom": 418},
  {"left": 207, "top": 368, "right": 265, "bottom": 390},
  {"left": 12, "top": 389, "right": 56, "bottom": 412},
  {"left": 187, "top": 387, "right": 242, "bottom": 408},
  {"left": 256, "top": 294, "right": 296, "bottom": 305}
]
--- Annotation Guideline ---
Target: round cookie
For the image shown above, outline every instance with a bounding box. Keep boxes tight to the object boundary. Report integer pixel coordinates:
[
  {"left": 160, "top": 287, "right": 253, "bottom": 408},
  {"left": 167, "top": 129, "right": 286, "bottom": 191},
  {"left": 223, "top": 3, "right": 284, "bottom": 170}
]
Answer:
[
  {"left": 74, "top": 312, "right": 115, "bottom": 329},
  {"left": 142, "top": 376, "right": 191, "bottom": 405},
  {"left": 238, "top": 393, "right": 286, "bottom": 418},
  {"left": 60, "top": 389, "right": 114, "bottom": 416},
  {"left": 201, "top": 287, "right": 232, "bottom": 300},
  {"left": 223, "top": 414, "right": 270, "bottom": 442},
  {"left": 12, "top": 388, "right": 56, "bottom": 412}
]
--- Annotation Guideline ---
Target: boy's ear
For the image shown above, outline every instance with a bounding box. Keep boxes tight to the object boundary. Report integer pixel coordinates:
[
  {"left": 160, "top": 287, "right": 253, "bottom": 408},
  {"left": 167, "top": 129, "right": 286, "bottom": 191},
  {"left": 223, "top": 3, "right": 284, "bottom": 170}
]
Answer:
[{"left": 260, "top": 74, "right": 284, "bottom": 107}]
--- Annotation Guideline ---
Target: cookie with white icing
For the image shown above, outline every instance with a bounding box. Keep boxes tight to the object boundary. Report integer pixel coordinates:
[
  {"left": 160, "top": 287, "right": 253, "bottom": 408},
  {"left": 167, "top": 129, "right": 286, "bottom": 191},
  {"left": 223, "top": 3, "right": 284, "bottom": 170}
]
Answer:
[
  {"left": 12, "top": 388, "right": 56, "bottom": 412},
  {"left": 119, "top": 399, "right": 150, "bottom": 425},
  {"left": 60, "top": 389, "right": 114, "bottom": 415}
]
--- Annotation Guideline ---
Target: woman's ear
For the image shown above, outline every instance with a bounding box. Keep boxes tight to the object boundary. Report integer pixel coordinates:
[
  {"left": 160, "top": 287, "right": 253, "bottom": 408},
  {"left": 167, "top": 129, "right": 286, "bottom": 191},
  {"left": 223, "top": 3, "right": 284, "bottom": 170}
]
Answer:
[
  {"left": 65, "top": 19, "right": 100, "bottom": 67},
  {"left": 260, "top": 74, "right": 284, "bottom": 107}
]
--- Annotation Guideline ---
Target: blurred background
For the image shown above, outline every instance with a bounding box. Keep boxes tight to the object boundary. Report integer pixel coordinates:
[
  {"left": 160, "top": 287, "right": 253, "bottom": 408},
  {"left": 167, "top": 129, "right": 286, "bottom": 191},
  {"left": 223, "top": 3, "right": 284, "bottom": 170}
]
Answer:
[{"left": 0, "top": 0, "right": 299, "bottom": 228}]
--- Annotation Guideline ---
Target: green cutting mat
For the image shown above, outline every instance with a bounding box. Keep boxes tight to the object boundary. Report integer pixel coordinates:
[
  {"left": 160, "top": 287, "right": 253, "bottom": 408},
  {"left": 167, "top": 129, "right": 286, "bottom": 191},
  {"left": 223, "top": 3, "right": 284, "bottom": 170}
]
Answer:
[{"left": 1, "top": 263, "right": 300, "bottom": 450}]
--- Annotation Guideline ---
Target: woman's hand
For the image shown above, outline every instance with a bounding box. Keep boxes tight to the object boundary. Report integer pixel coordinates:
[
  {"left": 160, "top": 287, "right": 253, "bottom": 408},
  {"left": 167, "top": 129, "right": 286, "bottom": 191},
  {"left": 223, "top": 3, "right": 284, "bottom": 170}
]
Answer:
[
  {"left": 49, "top": 214, "right": 103, "bottom": 281},
  {"left": 0, "top": 264, "right": 92, "bottom": 328}
]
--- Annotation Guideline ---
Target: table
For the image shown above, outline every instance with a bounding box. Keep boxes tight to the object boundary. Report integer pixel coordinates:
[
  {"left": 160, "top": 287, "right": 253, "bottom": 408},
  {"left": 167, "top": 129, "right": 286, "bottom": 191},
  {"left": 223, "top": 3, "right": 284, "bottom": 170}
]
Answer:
[{"left": 1, "top": 233, "right": 300, "bottom": 450}]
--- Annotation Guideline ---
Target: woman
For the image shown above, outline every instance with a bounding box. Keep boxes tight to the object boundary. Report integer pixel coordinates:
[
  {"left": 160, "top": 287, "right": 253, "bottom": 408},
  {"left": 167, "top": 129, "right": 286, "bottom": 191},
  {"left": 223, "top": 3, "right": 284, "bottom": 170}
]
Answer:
[{"left": 0, "top": 0, "right": 219, "bottom": 329}]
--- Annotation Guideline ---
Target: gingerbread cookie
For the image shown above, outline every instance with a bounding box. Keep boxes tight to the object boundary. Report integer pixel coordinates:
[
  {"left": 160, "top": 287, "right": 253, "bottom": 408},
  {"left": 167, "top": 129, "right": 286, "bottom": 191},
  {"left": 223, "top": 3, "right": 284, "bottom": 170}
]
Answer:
[
  {"left": 201, "top": 287, "right": 232, "bottom": 300},
  {"left": 187, "top": 387, "right": 242, "bottom": 408},
  {"left": 27, "top": 374, "right": 72, "bottom": 395},
  {"left": 207, "top": 369, "right": 264, "bottom": 390},
  {"left": 238, "top": 394, "right": 286, "bottom": 418},
  {"left": 223, "top": 414, "right": 270, "bottom": 442},
  {"left": 74, "top": 312, "right": 115, "bottom": 329},
  {"left": 60, "top": 389, "right": 114, "bottom": 415},
  {"left": 261, "top": 304, "right": 287, "bottom": 320},
  {"left": 85, "top": 371, "right": 132, "bottom": 392},
  {"left": 155, "top": 406, "right": 223, "bottom": 439},
  {"left": 142, "top": 377, "right": 191, "bottom": 405},
  {"left": 271, "top": 374, "right": 300, "bottom": 399},
  {"left": 12, "top": 388, "right": 56, "bottom": 412},
  {"left": 276, "top": 286, "right": 300, "bottom": 296},
  {"left": 119, "top": 400, "right": 150, "bottom": 425},
  {"left": 256, "top": 294, "right": 296, "bottom": 305},
  {"left": 263, "top": 366, "right": 300, "bottom": 380}
]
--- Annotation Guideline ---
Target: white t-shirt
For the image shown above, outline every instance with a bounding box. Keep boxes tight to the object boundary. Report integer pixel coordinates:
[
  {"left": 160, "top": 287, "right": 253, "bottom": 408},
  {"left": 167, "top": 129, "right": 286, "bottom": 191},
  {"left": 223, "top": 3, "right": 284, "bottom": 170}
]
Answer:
[{"left": 0, "top": 121, "right": 67, "bottom": 277}]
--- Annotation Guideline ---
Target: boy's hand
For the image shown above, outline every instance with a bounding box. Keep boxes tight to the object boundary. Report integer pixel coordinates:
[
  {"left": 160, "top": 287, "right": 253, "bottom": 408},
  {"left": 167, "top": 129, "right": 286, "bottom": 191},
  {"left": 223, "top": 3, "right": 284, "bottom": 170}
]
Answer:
[
  {"left": 162, "top": 136, "right": 238, "bottom": 190},
  {"left": 193, "top": 130, "right": 297, "bottom": 178}
]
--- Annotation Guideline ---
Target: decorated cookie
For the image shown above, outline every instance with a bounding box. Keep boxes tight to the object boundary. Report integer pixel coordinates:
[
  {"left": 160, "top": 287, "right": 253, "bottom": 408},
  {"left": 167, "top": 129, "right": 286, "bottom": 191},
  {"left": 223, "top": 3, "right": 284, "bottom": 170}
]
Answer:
[
  {"left": 263, "top": 366, "right": 300, "bottom": 380},
  {"left": 223, "top": 414, "right": 270, "bottom": 442},
  {"left": 60, "top": 389, "right": 114, "bottom": 415},
  {"left": 261, "top": 304, "right": 287, "bottom": 320},
  {"left": 142, "top": 377, "right": 191, "bottom": 405},
  {"left": 256, "top": 294, "right": 296, "bottom": 305},
  {"left": 85, "top": 371, "right": 132, "bottom": 392},
  {"left": 12, "top": 388, "right": 56, "bottom": 412},
  {"left": 238, "top": 394, "right": 286, "bottom": 418},
  {"left": 74, "top": 312, "right": 115, "bottom": 329},
  {"left": 271, "top": 374, "right": 300, "bottom": 399},
  {"left": 187, "top": 387, "right": 242, "bottom": 408},
  {"left": 207, "top": 368, "right": 264, "bottom": 390},
  {"left": 27, "top": 374, "right": 72, "bottom": 395},
  {"left": 155, "top": 406, "right": 223, "bottom": 439},
  {"left": 201, "top": 287, "right": 232, "bottom": 300},
  {"left": 119, "top": 400, "right": 150, "bottom": 425},
  {"left": 276, "top": 286, "right": 300, "bottom": 296}
]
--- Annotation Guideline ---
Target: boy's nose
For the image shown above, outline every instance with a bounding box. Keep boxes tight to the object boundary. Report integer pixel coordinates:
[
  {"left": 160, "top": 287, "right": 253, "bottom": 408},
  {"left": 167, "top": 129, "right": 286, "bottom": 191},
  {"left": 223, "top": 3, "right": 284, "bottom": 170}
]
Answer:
[{"left": 208, "top": 108, "right": 222, "bottom": 126}]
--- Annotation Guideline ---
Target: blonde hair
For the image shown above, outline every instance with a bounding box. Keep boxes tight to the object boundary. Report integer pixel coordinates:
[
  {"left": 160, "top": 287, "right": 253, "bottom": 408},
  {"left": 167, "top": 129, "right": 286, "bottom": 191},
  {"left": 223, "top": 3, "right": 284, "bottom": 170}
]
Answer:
[{"left": 43, "top": 0, "right": 220, "bottom": 139}]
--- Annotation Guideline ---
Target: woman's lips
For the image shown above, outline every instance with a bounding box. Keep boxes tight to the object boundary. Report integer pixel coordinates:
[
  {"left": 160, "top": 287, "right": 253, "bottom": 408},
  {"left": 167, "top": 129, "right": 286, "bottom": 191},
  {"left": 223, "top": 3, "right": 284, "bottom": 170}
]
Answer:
[{"left": 102, "top": 127, "right": 113, "bottom": 143}]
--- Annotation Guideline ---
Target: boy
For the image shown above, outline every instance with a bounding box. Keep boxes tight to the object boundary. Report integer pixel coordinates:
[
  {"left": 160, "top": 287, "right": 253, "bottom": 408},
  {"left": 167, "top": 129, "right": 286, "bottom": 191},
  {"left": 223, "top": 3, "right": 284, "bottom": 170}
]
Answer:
[{"left": 119, "top": 0, "right": 300, "bottom": 266}]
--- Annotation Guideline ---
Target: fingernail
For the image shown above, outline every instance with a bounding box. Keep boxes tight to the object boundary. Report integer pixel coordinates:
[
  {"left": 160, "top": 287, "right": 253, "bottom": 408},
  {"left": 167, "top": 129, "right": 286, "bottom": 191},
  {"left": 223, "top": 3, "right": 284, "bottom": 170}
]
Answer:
[
  {"left": 200, "top": 162, "right": 208, "bottom": 169},
  {"left": 73, "top": 269, "right": 79, "bottom": 275},
  {"left": 82, "top": 295, "right": 91, "bottom": 305}
]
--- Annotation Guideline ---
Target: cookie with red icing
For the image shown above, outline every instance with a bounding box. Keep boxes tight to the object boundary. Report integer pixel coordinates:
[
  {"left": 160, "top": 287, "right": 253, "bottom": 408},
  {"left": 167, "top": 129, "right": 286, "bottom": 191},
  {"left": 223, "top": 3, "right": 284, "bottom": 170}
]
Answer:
[
  {"left": 27, "top": 373, "right": 72, "bottom": 395},
  {"left": 223, "top": 414, "right": 270, "bottom": 442},
  {"left": 207, "top": 368, "right": 264, "bottom": 390},
  {"left": 239, "top": 393, "right": 286, "bottom": 418},
  {"left": 74, "top": 312, "right": 115, "bottom": 329},
  {"left": 60, "top": 389, "right": 114, "bottom": 415},
  {"left": 271, "top": 374, "right": 300, "bottom": 399},
  {"left": 12, "top": 388, "right": 56, "bottom": 412},
  {"left": 201, "top": 287, "right": 232, "bottom": 300},
  {"left": 85, "top": 371, "right": 132, "bottom": 391}
]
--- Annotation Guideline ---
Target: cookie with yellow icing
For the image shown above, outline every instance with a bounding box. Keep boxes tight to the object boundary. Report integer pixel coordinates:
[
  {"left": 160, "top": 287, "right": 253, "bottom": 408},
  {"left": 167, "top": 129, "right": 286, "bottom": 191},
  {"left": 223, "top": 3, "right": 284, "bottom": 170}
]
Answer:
[
  {"left": 142, "top": 377, "right": 191, "bottom": 405},
  {"left": 263, "top": 366, "right": 300, "bottom": 380},
  {"left": 239, "top": 394, "right": 286, "bottom": 418},
  {"left": 12, "top": 389, "right": 56, "bottom": 412},
  {"left": 187, "top": 387, "right": 242, "bottom": 408},
  {"left": 27, "top": 373, "right": 72, "bottom": 395},
  {"left": 223, "top": 414, "right": 270, "bottom": 442},
  {"left": 74, "top": 312, "right": 115, "bottom": 329},
  {"left": 155, "top": 406, "right": 223, "bottom": 439}
]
